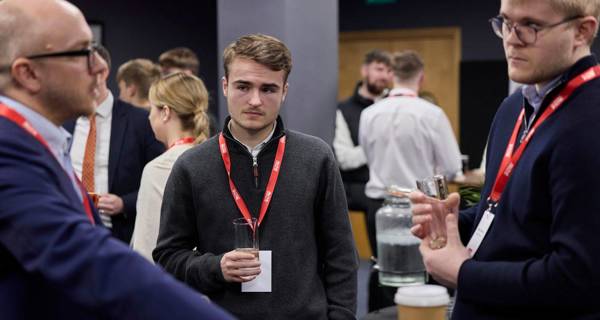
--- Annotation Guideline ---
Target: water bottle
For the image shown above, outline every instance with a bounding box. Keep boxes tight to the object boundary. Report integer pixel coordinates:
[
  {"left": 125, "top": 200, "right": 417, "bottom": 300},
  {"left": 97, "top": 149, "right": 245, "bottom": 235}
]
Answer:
[{"left": 376, "top": 186, "right": 426, "bottom": 287}]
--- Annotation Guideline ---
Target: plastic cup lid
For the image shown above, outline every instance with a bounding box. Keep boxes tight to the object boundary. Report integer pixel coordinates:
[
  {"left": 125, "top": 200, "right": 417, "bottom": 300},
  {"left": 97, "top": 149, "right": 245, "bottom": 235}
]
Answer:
[{"left": 394, "top": 285, "right": 450, "bottom": 307}]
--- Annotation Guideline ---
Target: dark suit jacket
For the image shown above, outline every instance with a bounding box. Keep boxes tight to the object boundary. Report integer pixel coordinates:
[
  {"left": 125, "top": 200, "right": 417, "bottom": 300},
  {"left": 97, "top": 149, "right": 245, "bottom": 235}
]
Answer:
[
  {"left": 454, "top": 56, "right": 600, "bottom": 319},
  {"left": 65, "top": 98, "right": 164, "bottom": 243},
  {"left": 0, "top": 114, "right": 233, "bottom": 320}
]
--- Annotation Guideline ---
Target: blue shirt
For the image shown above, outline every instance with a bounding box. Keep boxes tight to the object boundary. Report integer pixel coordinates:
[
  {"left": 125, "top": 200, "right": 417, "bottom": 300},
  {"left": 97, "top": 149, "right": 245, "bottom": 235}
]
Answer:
[
  {"left": 521, "top": 75, "right": 563, "bottom": 125},
  {"left": 0, "top": 95, "right": 81, "bottom": 200}
]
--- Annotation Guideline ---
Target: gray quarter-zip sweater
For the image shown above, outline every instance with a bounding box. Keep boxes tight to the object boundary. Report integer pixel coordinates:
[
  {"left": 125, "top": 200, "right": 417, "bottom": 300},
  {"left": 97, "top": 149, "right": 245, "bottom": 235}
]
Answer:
[{"left": 154, "top": 117, "right": 358, "bottom": 320}]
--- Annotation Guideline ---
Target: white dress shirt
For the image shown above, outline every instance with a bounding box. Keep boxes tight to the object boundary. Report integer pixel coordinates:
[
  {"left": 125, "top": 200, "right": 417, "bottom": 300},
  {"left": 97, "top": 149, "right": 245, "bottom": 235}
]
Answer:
[
  {"left": 359, "top": 87, "right": 462, "bottom": 199},
  {"left": 70, "top": 92, "right": 113, "bottom": 226},
  {"left": 333, "top": 110, "right": 367, "bottom": 170}
]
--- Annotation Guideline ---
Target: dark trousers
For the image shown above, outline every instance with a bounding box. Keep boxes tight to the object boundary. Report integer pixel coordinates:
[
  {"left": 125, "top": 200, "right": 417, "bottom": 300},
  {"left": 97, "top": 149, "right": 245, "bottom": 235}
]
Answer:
[
  {"left": 344, "top": 181, "right": 370, "bottom": 212},
  {"left": 366, "top": 197, "right": 384, "bottom": 256}
]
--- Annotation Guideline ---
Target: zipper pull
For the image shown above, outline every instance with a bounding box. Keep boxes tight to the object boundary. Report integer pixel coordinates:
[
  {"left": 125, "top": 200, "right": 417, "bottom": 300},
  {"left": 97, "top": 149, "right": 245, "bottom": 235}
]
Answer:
[{"left": 252, "top": 156, "right": 259, "bottom": 188}]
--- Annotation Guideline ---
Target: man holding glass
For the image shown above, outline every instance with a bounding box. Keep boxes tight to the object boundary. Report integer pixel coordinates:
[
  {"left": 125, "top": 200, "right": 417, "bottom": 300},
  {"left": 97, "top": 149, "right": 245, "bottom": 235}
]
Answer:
[
  {"left": 411, "top": 0, "right": 600, "bottom": 318},
  {"left": 154, "top": 34, "right": 357, "bottom": 319}
]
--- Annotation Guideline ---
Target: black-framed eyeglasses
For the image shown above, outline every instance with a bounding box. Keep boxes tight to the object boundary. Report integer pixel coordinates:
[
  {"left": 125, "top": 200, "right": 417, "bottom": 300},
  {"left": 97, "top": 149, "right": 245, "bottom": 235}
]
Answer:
[
  {"left": 0, "top": 44, "right": 100, "bottom": 73},
  {"left": 489, "top": 15, "right": 582, "bottom": 45}
]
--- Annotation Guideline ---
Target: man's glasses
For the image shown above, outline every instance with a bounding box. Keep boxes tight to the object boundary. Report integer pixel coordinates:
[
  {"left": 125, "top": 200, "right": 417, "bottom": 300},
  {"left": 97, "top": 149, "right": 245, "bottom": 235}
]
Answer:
[
  {"left": 0, "top": 44, "right": 100, "bottom": 73},
  {"left": 489, "top": 15, "right": 582, "bottom": 45}
]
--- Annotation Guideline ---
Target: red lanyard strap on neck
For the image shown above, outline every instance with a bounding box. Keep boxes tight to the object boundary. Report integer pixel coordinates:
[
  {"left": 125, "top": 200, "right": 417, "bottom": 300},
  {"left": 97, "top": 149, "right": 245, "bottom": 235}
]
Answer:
[
  {"left": 168, "top": 136, "right": 195, "bottom": 149},
  {"left": 0, "top": 103, "right": 95, "bottom": 224},
  {"left": 219, "top": 132, "right": 285, "bottom": 230},
  {"left": 489, "top": 65, "right": 600, "bottom": 204}
]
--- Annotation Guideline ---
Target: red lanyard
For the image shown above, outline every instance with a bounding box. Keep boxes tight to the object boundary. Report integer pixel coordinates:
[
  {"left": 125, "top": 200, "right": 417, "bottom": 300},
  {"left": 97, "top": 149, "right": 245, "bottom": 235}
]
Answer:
[
  {"left": 168, "top": 136, "right": 195, "bottom": 149},
  {"left": 489, "top": 65, "right": 600, "bottom": 204},
  {"left": 0, "top": 103, "right": 95, "bottom": 224},
  {"left": 219, "top": 132, "right": 285, "bottom": 230}
]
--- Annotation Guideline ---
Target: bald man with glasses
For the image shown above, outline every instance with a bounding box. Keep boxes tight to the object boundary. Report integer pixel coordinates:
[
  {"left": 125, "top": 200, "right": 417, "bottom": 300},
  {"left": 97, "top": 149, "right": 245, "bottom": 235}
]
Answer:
[
  {"left": 411, "top": 0, "right": 600, "bottom": 319},
  {"left": 0, "top": 0, "right": 232, "bottom": 319}
]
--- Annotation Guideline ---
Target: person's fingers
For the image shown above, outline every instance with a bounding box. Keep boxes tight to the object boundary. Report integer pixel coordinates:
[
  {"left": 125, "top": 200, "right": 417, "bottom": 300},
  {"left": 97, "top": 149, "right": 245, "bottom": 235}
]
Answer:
[
  {"left": 227, "top": 251, "right": 259, "bottom": 261},
  {"left": 444, "top": 192, "right": 461, "bottom": 213},
  {"left": 231, "top": 267, "right": 261, "bottom": 277},
  {"left": 445, "top": 213, "right": 461, "bottom": 247},
  {"left": 408, "top": 190, "right": 427, "bottom": 204},
  {"left": 412, "top": 214, "right": 432, "bottom": 225},
  {"left": 410, "top": 224, "right": 426, "bottom": 239},
  {"left": 412, "top": 203, "right": 433, "bottom": 216}
]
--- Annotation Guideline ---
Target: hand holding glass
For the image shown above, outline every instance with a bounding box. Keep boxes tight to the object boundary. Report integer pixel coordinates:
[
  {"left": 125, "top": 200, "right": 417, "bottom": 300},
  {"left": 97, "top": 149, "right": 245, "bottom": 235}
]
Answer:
[
  {"left": 233, "top": 217, "right": 259, "bottom": 259},
  {"left": 416, "top": 175, "right": 449, "bottom": 249}
]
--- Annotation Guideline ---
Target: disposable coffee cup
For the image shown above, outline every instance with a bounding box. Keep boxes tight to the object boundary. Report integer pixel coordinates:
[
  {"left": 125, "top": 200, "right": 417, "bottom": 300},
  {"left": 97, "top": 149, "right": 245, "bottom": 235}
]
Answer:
[{"left": 395, "top": 285, "right": 449, "bottom": 320}]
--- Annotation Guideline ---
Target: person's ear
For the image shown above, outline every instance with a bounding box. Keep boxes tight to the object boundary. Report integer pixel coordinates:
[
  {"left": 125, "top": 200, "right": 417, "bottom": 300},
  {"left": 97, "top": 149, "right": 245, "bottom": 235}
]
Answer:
[
  {"left": 10, "top": 58, "right": 42, "bottom": 93},
  {"left": 360, "top": 64, "right": 368, "bottom": 78},
  {"left": 574, "top": 16, "right": 598, "bottom": 47},
  {"left": 127, "top": 84, "right": 137, "bottom": 99},
  {"left": 282, "top": 82, "right": 289, "bottom": 102},
  {"left": 222, "top": 76, "right": 228, "bottom": 97},
  {"left": 162, "top": 105, "right": 171, "bottom": 122}
]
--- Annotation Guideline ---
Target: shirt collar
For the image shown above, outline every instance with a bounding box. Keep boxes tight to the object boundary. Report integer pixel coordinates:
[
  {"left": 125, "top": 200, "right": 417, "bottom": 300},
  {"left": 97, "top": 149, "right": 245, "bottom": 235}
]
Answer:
[
  {"left": 0, "top": 95, "right": 72, "bottom": 158},
  {"left": 95, "top": 92, "right": 113, "bottom": 118},
  {"left": 521, "top": 75, "right": 563, "bottom": 113},
  {"left": 389, "top": 87, "right": 417, "bottom": 97},
  {"left": 228, "top": 121, "right": 277, "bottom": 157}
]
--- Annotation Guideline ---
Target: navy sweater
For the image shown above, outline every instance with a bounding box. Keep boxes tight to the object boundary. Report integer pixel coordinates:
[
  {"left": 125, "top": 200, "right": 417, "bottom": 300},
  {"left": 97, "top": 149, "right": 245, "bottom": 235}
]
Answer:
[{"left": 454, "top": 55, "right": 600, "bottom": 319}]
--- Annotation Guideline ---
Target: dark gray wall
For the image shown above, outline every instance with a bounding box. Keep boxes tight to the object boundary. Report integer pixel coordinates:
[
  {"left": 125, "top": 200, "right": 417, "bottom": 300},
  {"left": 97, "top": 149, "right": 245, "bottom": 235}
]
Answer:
[
  {"left": 69, "top": 0, "right": 219, "bottom": 117},
  {"left": 218, "top": 0, "right": 338, "bottom": 143},
  {"left": 339, "top": 0, "right": 504, "bottom": 61}
]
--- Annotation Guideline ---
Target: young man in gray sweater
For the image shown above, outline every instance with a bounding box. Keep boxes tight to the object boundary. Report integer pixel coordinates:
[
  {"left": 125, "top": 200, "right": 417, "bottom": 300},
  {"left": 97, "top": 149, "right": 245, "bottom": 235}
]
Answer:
[{"left": 154, "top": 34, "right": 358, "bottom": 319}]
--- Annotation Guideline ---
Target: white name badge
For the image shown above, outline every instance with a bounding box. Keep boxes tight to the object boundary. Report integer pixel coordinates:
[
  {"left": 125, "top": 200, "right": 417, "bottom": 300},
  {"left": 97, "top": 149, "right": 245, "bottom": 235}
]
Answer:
[
  {"left": 466, "top": 210, "right": 495, "bottom": 257},
  {"left": 242, "top": 250, "right": 272, "bottom": 292}
]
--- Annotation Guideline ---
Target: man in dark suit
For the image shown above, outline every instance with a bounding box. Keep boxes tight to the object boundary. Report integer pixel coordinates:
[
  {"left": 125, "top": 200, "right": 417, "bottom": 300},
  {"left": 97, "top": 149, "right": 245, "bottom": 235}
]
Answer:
[
  {"left": 0, "top": 0, "right": 232, "bottom": 319},
  {"left": 65, "top": 46, "right": 164, "bottom": 243},
  {"left": 411, "top": 0, "right": 600, "bottom": 319}
]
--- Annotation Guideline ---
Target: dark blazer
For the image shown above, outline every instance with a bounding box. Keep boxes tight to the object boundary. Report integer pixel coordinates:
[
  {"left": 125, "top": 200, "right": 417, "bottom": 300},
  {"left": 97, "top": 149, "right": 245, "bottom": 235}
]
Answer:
[
  {"left": 0, "top": 114, "right": 233, "bottom": 320},
  {"left": 454, "top": 56, "right": 600, "bottom": 319},
  {"left": 65, "top": 98, "right": 164, "bottom": 243}
]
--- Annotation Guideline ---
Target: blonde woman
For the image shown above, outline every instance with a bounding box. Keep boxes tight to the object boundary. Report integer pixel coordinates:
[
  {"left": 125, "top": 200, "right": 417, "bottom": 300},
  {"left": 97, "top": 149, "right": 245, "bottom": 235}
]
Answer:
[{"left": 131, "top": 72, "right": 209, "bottom": 261}]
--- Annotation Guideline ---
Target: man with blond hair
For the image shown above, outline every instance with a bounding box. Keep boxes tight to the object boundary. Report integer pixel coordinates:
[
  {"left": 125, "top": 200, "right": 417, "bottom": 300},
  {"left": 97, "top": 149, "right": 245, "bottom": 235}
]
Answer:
[
  {"left": 411, "top": 0, "right": 600, "bottom": 318},
  {"left": 154, "top": 34, "right": 357, "bottom": 319},
  {"left": 117, "top": 58, "right": 161, "bottom": 110},
  {"left": 0, "top": 0, "right": 233, "bottom": 319}
]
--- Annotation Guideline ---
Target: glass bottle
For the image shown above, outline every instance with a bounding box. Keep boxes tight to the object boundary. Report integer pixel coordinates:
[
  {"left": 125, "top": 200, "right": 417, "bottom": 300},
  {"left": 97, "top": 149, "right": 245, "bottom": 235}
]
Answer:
[{"left": 376, "top": 186, "right": 426, "bottom": 287}]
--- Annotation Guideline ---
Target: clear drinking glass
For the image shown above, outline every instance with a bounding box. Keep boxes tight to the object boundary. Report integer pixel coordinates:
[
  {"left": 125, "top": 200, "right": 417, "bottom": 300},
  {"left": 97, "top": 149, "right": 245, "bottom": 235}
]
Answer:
[
  {"left": 416, "top": 175, "right": 449, "bottom": 249},
  {"left": 233, "top": 217, "right": 259, "bottom": 258}
]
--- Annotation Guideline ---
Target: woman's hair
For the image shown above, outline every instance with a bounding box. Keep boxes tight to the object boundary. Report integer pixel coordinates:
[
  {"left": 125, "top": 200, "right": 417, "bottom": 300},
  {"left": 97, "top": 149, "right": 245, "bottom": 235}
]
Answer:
[{"left": 148, "top": 72, "right": 209, "bottom": 144}]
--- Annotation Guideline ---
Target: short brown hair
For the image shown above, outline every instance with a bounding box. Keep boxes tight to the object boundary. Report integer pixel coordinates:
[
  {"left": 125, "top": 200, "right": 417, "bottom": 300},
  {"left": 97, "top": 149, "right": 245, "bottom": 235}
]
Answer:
[
  {"left": 158, "top": 47, "right": 199, "bottom": 75},
  {"left": 364, "top": 49, "right": 392, "bottom": 67},
  {"left": 223, "top": 34, "right": 292, "bottom": 82},
  {"left": 116, "top": 59, "right": 161, "bottom": 100},
  {"left": 392, "top": 50, "right": 424, "bottom": 81}
]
